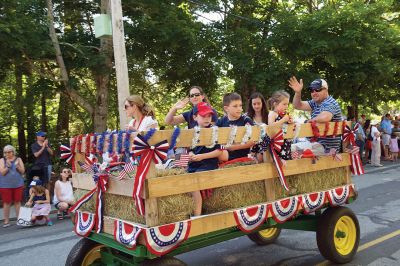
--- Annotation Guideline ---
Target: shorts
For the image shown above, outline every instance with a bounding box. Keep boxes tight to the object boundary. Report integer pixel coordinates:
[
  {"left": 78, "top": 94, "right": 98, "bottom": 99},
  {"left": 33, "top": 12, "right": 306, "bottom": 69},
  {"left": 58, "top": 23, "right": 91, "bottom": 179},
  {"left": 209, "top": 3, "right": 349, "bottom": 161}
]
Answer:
[
  {"left": 0, "top": 186, "right": 24, "bottom": 204},
  {"left": 54, "top": 202, "right": 72, "bottom": 210},
  {"left": 382, "top": 134, "right": 391, "bottom": 146}
]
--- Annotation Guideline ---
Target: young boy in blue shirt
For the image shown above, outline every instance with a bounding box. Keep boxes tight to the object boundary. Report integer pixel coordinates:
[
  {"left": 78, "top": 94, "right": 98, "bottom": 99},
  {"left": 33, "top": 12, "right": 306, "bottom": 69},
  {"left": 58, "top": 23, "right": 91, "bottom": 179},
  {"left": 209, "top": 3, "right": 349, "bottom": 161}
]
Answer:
[
  {"left": 216, "top": 92, "right": 255, "bottom": 161},
  {"left": 188, "top": 102, "right": 222, "bottom": 216}
]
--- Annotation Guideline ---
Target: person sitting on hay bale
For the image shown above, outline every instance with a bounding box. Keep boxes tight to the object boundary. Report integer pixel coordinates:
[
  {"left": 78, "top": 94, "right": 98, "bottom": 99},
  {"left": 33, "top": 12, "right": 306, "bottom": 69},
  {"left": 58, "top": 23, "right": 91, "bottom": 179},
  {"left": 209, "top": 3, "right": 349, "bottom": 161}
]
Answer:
[
  {"left": 217, "top": 92, "right": 255, "bottom": 162},
  {"left": 188, "top": 102, "right": 222, "bottom": 216}
]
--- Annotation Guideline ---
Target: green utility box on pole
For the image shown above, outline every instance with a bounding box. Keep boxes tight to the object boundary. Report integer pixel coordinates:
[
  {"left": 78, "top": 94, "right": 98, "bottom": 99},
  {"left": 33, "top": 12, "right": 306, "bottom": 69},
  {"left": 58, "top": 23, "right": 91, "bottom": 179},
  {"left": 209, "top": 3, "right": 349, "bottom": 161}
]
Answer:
[{"left": 94, "top": 14, "right": 112, "bottom": 38}]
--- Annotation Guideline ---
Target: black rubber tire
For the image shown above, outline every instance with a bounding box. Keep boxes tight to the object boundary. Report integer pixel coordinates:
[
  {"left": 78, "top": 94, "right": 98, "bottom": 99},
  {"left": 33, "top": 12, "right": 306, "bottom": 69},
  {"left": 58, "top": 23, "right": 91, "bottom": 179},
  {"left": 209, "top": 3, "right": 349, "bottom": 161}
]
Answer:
[
  {"left": 65, "top": 238, "right": 104, "bottom": 266},
  {"left": 141, "top": 256, "right": 187, "bottom": 266},
  {"left": 316, "top": 207, "right": 360, "bottom": 264},
  {"left": 247, "top": 227, "right": 281, "bottom": 245}
]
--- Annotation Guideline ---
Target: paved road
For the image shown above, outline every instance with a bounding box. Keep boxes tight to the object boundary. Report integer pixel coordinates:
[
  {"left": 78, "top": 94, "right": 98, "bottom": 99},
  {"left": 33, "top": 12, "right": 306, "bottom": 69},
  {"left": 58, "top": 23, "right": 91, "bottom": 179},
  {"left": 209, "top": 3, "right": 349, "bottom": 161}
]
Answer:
[{"left": 0, "top": 162, "right": 399, "bottom": 266}]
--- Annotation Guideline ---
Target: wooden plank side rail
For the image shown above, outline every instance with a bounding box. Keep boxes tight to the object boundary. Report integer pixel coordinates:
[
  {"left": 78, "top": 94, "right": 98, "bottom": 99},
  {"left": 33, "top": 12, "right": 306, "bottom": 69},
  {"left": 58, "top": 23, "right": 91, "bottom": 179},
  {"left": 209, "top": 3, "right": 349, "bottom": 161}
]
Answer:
[
  {"left": 146, "top": 153, "right": 351, "bottom": 198},
  {"left": 73, "top": 153, "right": 351, "bottom": 198}
]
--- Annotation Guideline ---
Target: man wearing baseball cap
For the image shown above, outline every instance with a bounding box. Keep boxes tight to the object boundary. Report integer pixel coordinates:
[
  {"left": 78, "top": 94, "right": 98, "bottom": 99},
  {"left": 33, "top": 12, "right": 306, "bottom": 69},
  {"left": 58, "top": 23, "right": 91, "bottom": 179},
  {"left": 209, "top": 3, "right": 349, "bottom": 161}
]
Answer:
[
  {"left": 288, "top": 76, "right": 342, "bottom": 152},
  {"left": 31, "top": 131, "right": 54, "bottom": 187}
]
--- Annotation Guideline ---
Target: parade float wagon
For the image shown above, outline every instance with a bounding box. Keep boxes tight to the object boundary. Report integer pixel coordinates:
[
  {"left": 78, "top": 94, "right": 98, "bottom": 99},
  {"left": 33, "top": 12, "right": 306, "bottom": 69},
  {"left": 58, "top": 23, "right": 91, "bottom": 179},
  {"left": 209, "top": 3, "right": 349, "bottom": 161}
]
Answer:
[{"left": 65, "top": 121, "right": 362, "bottom": 265}]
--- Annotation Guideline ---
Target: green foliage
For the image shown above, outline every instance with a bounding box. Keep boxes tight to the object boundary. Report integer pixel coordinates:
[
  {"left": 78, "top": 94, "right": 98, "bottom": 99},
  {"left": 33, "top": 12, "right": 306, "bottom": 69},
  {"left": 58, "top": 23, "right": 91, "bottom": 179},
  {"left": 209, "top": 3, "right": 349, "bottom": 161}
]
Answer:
[{"left": 1, "top": 0, "right": 400, "bottom": 161}]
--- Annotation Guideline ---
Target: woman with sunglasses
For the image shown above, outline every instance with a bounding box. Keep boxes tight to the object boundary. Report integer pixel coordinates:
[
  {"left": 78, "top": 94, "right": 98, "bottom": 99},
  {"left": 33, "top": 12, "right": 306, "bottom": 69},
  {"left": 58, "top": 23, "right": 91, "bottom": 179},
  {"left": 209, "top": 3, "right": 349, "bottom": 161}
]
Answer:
[
  {"left": 124, "top": 95, "right": 158, "bottom": 132},
  {"left": 53, "top": 168, "right": 74, "bottom": 220},
  {"left": 165, "top": 86, "right": 218, "bottom": 129},
  {"left": 0, "top": 145, "right": 25, "bottom": 228},
  {"left": 288, "top": 77, "right": 342, "bottom": 152}
]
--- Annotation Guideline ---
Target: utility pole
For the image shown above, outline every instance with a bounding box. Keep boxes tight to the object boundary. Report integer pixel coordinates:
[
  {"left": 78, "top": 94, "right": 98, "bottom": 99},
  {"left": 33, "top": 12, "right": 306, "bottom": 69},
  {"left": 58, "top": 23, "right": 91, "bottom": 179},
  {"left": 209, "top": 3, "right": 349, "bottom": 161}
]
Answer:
[{"left": 110, "top": 0, "right": 130, "bottom": 128}]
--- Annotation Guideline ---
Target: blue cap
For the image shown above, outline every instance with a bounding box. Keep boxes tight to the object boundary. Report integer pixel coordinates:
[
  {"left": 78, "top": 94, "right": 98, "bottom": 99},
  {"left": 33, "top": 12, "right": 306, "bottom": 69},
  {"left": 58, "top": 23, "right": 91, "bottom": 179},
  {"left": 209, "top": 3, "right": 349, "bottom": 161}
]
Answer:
[
  {"left": 29, "top": 180, "right": 43, "bottom": 187},
  {"left": 36, "top": 131, "right": 47, "bottom": 137},
  {"left": 308, "top": 79, "right": 328, "bottom": 90}
]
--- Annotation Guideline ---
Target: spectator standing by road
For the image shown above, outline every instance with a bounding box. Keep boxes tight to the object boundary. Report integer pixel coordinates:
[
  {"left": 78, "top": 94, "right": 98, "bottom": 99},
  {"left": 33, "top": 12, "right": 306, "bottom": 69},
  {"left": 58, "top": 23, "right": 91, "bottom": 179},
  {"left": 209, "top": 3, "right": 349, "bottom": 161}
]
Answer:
[
  {"left": 0, "top": 145, "right": 25, "bottom": 228},
  {"left": 31, "top": 131, "right": 53, "bottom": 187},
  {"left": 380, "top": 114, "right": 392, "bottom": 160},
  {"left": 371, "top": 122, "right": 383, "bottom": 167}
]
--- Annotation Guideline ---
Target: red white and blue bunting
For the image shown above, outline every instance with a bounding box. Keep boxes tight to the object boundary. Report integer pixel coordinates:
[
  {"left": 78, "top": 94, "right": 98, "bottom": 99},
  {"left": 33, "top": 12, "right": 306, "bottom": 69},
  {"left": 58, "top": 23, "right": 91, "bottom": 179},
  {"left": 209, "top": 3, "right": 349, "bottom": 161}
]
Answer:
[
  {"left": 301, "top": 192, "right": 326, "bottom": 214},
  {"left": 114, "top": 220, "right": 143, "bottom": 249},
  {"left": 326, "top": 184, "right": 354, "bottom": 206},
  {"left": 342, "top": 123, "right": 365, "bottom": 176},
  {"left": 144, "top": 221, "right": 191, "bottom": 256},
  {"left": 69, "top": 174, "right": 109, "bottom": 233},
  {"left": 132, "top": 134, "right": 169, "bottom": 215},
  {"left": 270, "top": 196, "right": 300, "bottom": 223},
  {"left": 74, "top": 211, "right": 95, "bottom": 237},
  {"left": 263, "top": 130, "right": 289, "bottom": 191},
  {"left": 233, "top": 204, "right": 268, "bottom": 232}
]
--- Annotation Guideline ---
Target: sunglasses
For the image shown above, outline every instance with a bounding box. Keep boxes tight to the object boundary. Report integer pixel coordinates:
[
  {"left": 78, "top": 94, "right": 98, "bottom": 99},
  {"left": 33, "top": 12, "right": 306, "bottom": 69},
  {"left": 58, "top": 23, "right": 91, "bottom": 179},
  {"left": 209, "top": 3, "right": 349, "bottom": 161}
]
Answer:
[
  {"left": 124, "top": 104, "right": 131, "bottom": 110},
  {"left": 189, "top": 93, "right": 202, "bottom": 98},
  {"left": 309, "top": 88, "right": 323, "bottom": 93},
  {"left": 62, "top": 170, "right": 70, "bottom": 174}
]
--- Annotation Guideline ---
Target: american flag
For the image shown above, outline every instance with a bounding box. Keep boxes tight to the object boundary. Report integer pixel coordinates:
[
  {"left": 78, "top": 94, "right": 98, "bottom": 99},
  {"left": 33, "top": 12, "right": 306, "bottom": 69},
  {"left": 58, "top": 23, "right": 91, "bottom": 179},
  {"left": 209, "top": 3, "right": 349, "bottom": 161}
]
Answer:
[
  {"left": 78, "top": 161, "right": 95, "bottom": 174},
  {"left": 118, "top": 162, "right": 136, "bottom": 180},
  {"left": 174, "top": 153, "right": 190, "bottom": 168},
  {"left": 291, "top": 149, "right": 303, "bottom": 160}
]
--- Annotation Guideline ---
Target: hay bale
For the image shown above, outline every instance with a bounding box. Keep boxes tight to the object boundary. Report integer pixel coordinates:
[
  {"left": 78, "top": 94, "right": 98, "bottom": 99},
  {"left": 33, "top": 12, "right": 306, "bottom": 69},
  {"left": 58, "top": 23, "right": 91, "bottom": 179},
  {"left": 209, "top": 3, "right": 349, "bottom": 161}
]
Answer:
[
  {"left": 203, "top": 181, "right": 266, "bottom": 213},
  {"left": 274, "top": 167, "right": 348, "bottom": 199},
  {"left": 73, "top": 189, "right": 194, "bottom": 225}
]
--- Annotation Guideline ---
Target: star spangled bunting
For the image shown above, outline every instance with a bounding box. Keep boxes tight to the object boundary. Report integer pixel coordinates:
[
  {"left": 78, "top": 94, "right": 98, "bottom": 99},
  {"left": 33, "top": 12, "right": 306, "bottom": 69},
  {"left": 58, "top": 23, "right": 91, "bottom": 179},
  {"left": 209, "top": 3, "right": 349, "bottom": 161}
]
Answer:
[
  {"left": 144, "top": 221, "right": 191, "bottom": 256},
  {"left": 233, "top": 204, "right": 268, "bottom": 232},
  {"left": 263, "top": 130, "right": 289, "bottom": 191},
  {"left": 174, "top": 153, "right": 190, "bottom": 168},
  {"left": 74, "top": 211, "right": 95, "bottom": 237},
  {"left": 118, "top": 162, "right": 136, "bottom": 180},
  {"left": 114, "top": 220, "right": 143, "bottom": 249},
  {"left": 132, "top": 134, "right": 169, "bottom": 215},
  {"left": 326, "top": 184, "right": 354, "bottom": 206},
  {"left": 342, "top": 123, "right": 364, "bottom": 176}
]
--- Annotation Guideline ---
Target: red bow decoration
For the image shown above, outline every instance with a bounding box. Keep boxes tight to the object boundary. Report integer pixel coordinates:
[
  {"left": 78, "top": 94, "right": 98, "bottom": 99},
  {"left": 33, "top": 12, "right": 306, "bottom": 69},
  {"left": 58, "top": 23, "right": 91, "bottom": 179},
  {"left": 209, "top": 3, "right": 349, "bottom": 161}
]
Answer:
[
  {"left": 60, "top": 137, "right": 77, "bottom": 171},
  {"left": 69, "top": 174, "right": 109, "bottom": 233},
  {"left": 342, "top": 123, "right": 364, "bottom": 175},
  {"left": 264, "top": 130, "right": 289, "bottom": 191},
  {"left": 132, "top": 134, "right": 169, "bottom": 215}
]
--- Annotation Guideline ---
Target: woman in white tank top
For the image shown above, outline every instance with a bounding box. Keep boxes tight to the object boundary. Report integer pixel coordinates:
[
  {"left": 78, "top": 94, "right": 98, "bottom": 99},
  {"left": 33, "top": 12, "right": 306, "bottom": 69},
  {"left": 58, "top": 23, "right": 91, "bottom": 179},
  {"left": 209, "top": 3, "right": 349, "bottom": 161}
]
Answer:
[
  {"left": 124, "top": 95, "right": 158, "bottom": 132},
  {"left": 53, "top": 168, "right": 74, "bottom": 220}
]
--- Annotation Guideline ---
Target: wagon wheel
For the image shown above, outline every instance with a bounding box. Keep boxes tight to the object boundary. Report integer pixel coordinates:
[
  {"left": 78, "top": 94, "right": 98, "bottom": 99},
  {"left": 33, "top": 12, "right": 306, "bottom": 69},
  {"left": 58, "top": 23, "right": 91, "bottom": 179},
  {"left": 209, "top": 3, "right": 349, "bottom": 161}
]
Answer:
[
  {"left": 316, "top": 207, "right": 360, "bottom": 264},
  {"left": 141, "top": 256, "right": 187, "bottom": 266},
  {"left": 65, "top": 238, "right": 105, "bottom": 266},
  {"left": 247, "top": 227, "right": 281, "bottom": 245}
]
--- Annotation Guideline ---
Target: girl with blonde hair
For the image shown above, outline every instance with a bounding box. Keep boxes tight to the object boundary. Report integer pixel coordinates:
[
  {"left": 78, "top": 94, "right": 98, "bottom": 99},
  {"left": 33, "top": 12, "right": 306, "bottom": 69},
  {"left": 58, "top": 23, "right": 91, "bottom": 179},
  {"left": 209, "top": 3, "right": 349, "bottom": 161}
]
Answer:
[{"left": 124, "top": 95, "right": 158, "bottom": 131}]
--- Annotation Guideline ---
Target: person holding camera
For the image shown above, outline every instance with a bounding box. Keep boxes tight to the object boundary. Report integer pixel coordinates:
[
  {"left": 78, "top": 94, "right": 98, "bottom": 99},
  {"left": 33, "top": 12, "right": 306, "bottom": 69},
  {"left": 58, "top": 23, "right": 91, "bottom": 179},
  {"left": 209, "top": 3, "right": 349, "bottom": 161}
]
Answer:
[{"left": 31, "top": 131, "right": 53, "bottom": 187}]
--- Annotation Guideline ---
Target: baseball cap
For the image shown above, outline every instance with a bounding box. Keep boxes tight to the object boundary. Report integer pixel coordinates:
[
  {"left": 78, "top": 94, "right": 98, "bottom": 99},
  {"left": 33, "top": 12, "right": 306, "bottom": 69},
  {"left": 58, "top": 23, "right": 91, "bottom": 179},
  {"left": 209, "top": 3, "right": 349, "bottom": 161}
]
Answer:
[
  {"left": 36, "top": 131, "right": 47, "bottom": 137},
  {"left": 308, "top": 79, "right": 328, "bottom": 90},
  {"left": 193, "top": 102, "right": 214, "bottom": 117},
  {"left": 30, "top": 179, "right": 43, "bottom": 187}
]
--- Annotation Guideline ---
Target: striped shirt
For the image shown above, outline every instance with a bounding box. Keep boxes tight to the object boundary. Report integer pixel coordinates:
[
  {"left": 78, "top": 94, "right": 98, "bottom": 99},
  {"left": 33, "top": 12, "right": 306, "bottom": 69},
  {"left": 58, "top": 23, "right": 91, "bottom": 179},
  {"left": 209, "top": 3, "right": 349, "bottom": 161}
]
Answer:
[{"left": 308, "top": 96, "right": 343, "bottom": 152}]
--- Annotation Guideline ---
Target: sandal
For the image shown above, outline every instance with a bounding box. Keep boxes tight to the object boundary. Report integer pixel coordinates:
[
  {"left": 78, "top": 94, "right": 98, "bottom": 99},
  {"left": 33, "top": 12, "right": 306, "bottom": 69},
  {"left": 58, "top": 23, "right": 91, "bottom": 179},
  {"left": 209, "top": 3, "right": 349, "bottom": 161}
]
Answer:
[{"left": 57, "top": 213, "right": 64, "bottom": 220}]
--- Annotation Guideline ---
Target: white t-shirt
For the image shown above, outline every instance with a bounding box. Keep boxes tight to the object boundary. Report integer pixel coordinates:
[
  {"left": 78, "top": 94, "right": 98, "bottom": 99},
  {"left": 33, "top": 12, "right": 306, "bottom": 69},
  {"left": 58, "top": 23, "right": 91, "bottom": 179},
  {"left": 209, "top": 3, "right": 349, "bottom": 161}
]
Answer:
[
  {"left": 128, "top": 116, "right": 158, "bottom": 132},
  {"left": 53, "top": 180, "right": 74, "bottom": 204}
]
